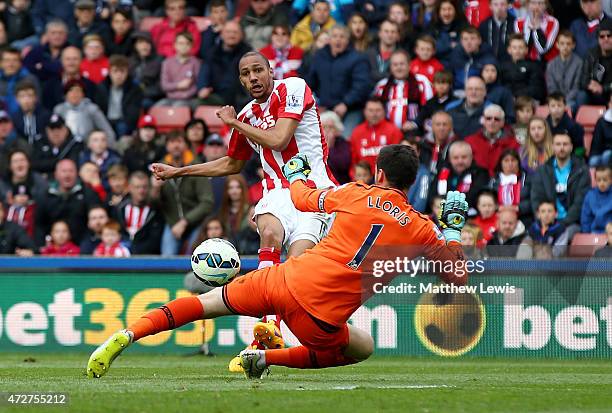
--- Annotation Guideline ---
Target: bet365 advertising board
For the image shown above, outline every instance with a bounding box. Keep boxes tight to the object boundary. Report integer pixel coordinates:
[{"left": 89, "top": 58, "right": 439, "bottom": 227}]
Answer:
[{"left": 0, "top": 269, "right": 611, "bottom": 358}]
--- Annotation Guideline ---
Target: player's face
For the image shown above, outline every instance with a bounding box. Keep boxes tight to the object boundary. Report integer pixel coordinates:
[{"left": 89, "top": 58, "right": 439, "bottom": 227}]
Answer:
[{"left": 239, "top": 55, "right": 274, "bottom": 102}]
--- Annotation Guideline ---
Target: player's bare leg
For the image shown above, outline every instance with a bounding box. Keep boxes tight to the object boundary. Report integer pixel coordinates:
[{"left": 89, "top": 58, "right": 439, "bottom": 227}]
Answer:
[
  {"left": 240, "top": 324, "right": 374, "bottom": 376},
  {"left": 87, "top": 289, "right": 230, "bottom": 378},
  {"left": 287, "top": 239, "right": 315, "bottom": 257}
]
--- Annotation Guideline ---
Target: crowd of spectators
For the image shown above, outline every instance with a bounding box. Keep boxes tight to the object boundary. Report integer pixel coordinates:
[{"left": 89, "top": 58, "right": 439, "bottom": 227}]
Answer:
[{"left": 0, "top": 0, "right": 611, "bottom": 259}]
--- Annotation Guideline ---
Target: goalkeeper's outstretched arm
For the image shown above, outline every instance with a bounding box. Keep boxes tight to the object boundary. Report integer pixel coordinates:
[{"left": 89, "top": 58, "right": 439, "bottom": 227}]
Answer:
[{"left": 151, "top": 156, "right": 246, "bottom": 180}]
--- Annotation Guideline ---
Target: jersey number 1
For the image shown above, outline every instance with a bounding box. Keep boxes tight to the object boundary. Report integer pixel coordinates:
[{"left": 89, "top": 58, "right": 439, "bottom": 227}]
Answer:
[{"left": 347, "top": 224, "right": 384, "bottom": 270}]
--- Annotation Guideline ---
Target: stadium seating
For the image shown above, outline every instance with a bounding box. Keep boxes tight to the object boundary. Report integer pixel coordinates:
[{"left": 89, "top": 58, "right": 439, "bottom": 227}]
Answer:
[
  {"left": 147, "top": 106, "right": 192, "bottom": 133},
  {"left": 576, "top": 105, "right": 605, "bottom": 155},
  {"left": 568, "top": 233, "right": 608, "bottom": 257},
  {"left": 194, "top": 106, "right": 224, "bottom": 134}
]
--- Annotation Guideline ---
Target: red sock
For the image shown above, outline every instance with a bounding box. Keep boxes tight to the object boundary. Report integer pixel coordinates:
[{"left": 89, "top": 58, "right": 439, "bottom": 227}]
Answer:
[
  {"left": 128, "top": 296, "right": 204, "bottom": 341},
  {"left": 260, "top": 315, "right": 282, "bottom": 328},
  {"left": 264, "top": 346, "right": 357, "bottom": 369},
  {"left": 257, "top": 247, "right": 280, "bottom": 269}
]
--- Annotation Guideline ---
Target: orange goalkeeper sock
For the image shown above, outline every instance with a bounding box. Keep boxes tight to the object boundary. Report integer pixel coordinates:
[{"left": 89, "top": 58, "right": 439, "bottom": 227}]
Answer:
[
  {"left": 264, "top": 346, "right": 357, "bottom": 369},
  {"left": 128, "top": 296, "right": 204, "bottom": 341}
]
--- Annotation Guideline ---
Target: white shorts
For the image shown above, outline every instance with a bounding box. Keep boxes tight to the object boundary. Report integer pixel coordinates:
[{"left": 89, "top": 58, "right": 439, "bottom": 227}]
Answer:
[{"left": 253, "top": 188, "right": 332, "bottom": 247}]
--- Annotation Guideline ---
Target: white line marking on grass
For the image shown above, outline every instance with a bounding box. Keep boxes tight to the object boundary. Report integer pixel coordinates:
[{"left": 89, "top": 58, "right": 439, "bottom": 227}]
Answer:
[{"left": 328, "top": 385, "right": 454, "bottom": 390}]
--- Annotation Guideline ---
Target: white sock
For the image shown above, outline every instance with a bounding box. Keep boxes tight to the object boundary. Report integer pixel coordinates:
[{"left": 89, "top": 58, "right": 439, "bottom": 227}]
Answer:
[{"left": 257, "top": 260, "right": 274, "bottom": 269}]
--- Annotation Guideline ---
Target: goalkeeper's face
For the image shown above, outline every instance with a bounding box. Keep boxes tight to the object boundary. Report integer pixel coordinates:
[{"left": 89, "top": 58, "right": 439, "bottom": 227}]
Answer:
[{"left": 239, "top": 55, "right": 274, "bottom": 102}]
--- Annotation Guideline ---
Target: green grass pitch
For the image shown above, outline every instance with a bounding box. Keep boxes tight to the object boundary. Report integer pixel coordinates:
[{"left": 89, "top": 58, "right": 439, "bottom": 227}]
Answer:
[{"left": 1, "top": 353, "right": 611, "bottom": 413}]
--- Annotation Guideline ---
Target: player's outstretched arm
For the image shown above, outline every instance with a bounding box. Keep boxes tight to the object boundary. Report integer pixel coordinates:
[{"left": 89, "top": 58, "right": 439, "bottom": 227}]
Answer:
[
  {"left": 217, "top": 105, "right": 299, "bottom": 152},
  {"left": 151, "top": 156, "right": 246, "bottom": 180},
  {"left": 283, "top": 153, "right": 352, "bottom": 213}
]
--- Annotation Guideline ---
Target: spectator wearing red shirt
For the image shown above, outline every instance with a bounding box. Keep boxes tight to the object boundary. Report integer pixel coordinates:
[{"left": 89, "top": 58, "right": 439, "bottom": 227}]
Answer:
[
  {"left": 94, "top": 220, "right": 131, "bottom": 257},
  {"left": 259, "top": 24, "right": 304, "bottom": 80},
  {"left": 514, "top": 0, "right": 559, "bottom": 62},
  {"left": 79, "top": 34, "right": 109, "bottom": 84},
  {"left": 350, "top": 97, "right": 403, "bottom": 175},
  {"left": 40, "top": 220, "right": 80, "bottom": 255},
  {"left": 471, "top": 190, "right": 499, "bottom": 245},
  {"left": 374, "top": 50, "right": 433, "bottom": 133},
  {"left": 465, "top": 104, "right": 521, "bottom": 176},
  {"left": 409, "top": 34, "right": 444, "bottom": 83},
  {"left": 151, "top": 0, "right": 202, "bottom": 57}
]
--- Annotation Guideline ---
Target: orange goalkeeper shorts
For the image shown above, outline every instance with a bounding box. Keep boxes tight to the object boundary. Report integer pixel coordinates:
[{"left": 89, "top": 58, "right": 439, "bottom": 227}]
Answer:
[{"left": 222, "top": 265, "right": 350, "bottom": 352}]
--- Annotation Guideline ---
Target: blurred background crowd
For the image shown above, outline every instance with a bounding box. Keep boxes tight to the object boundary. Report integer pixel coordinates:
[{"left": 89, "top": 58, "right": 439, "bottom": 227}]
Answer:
[{"left": 0, "top": 0, "right": 611, "bottom": 259}]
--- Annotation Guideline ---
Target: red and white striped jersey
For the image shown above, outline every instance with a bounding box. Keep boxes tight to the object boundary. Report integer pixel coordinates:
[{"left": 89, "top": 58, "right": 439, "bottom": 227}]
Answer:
[
  {"left": 514, "top": 14, "right": 559, "bottom": 62},
  {"left": 374, "top": 74, "right": 433, "bottom": 129},
  {"left": 227, "top": 77, "right": 337, "bottom": 191}
]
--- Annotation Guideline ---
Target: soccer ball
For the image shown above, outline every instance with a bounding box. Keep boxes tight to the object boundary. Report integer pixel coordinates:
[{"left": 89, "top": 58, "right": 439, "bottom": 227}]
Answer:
[
  {"left": 191, "top": 238, "right": 241, "bottom": 287},
  {"left": 414, "top": 290, "right": 485, "bottom": 356}
]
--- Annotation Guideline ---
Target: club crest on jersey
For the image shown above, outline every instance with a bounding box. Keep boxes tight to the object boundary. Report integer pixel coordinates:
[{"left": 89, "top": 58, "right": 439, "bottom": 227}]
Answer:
[{"left": 286, "top": 94, "right": 303, "bottom": 108}]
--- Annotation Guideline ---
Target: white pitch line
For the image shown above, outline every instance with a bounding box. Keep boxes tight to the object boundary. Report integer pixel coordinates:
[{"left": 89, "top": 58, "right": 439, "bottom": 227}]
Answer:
[{"left": 329, "top": 384, "right": 454, "bottom": 390}]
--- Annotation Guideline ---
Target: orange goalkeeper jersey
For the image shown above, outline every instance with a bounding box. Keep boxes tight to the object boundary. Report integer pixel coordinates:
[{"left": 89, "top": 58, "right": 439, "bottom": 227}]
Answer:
[{"left": 283, "top": 180, "right": 466, "bottom": 327}]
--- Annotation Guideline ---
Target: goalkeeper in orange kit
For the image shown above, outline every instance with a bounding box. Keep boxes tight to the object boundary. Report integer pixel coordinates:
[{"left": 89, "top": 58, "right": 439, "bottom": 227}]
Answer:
[{"left": 87, "top": 145, "right": 468, "bottom": 379}]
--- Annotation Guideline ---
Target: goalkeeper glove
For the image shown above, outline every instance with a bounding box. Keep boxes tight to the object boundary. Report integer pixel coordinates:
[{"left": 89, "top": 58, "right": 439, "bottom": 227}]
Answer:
[
  {"left": 282, "top": 153, "right": 311, "bottom": 184},
  {"left": 438, "top": 191, "right": 469, "bottom": 244}
]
